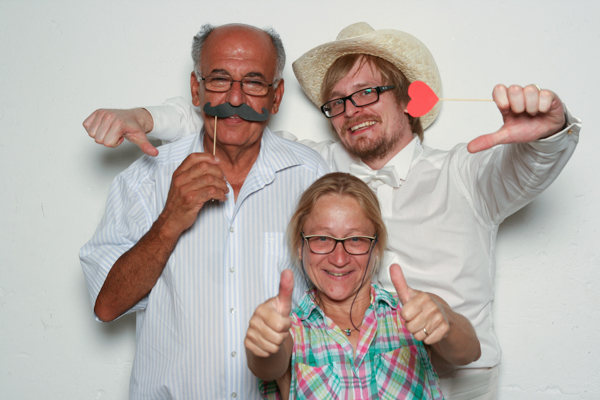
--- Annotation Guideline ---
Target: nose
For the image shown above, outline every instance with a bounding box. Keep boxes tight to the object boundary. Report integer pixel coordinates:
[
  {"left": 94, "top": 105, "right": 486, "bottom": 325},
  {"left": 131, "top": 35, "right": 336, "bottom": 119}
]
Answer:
[
  {"left": 328, "top": 241, "right": 351, "bottom": 267},
  {"left": 343, "top": 98, "right": 361, "bottom": 118},
  {"left": 226, "top": 80, "right": 246, "bottom": 107}
]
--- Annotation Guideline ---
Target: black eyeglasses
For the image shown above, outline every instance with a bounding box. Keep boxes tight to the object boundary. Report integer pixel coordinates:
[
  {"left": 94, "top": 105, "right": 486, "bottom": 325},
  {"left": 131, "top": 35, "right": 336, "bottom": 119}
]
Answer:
[
  {"left": 320, "top": 86, "right": 395, "bottom": 118},
  {"left": 301, "top": 232, "right": 377, "bottom": 255},
  {"left": 197, "top": 73, "right": 276, "bottom": 96}
]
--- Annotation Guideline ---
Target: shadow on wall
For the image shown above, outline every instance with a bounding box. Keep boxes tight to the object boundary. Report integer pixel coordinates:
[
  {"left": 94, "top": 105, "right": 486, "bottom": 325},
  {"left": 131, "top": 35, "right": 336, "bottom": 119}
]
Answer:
[
  {"left": 96, "top": 139, "right": 163, "bottom": 175},
  {"left": 497, "top": 195, "right": 557, "bottom": 240},
  {"left": 99, "top": 312, "right": 136, "bottom": 336}
]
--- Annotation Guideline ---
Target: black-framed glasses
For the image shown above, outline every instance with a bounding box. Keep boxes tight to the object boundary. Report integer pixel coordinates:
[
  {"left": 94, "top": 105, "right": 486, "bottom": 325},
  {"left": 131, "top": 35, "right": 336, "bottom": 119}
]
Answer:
[
  {"left": 320, "top": 86, "right": 395, "bottom": 118},
  {"left": 197, "top": 73, "right": 276, "bottom": 96},
  {"left": 301, "top": 232, "right": 377, "bottom": 255}
]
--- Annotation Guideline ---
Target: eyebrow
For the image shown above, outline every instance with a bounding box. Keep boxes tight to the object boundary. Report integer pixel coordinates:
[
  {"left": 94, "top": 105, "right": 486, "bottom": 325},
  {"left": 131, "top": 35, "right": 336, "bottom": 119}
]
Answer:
[{"left": 207, "top": 69, "right": 268, "bottom": 80}]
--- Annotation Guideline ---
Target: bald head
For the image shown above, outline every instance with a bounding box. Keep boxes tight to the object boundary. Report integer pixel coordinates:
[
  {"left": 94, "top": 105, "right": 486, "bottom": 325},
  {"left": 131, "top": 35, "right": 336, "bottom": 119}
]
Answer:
[{"left": 191, "top": 23, "right": 285, "bottom": 80}]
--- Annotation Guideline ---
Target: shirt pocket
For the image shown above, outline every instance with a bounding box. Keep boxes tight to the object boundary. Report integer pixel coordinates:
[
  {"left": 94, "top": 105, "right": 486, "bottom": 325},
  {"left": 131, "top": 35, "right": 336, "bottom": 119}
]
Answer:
[
  {"left": 374, "top": 346, "right": 429, "bottom": 399},
  {"left": 263, "top": 232, "right": 286, "bottom": 301},
  {"left": 294, "top": 362, "right": 342, "bottom": 400}
]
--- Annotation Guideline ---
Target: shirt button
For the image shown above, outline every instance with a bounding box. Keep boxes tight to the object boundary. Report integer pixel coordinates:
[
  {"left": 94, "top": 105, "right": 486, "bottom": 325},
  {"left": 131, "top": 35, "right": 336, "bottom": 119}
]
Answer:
[
  {"left": 230, "top": 267, "right": 235, "bottom": 273},
  {"left": 230, "top": 227, "right": 234, "bottom": 233},
  {"left": 567, "top": 129, "right": 573, "bottom": 134},
  {"left": 230, "top": 308, "right": 236, "bottom": 314},
  {"left": 231, "top": 393, "right": 237, "bottom": 398},
  {"left": 231, "top": 351, "right": 237, "bottom": 358}
]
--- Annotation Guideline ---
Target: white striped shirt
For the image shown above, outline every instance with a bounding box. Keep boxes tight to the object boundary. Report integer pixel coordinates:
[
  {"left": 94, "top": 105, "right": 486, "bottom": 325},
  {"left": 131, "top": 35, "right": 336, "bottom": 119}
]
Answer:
[{"left": 80, "top": 127, "right": 329, "bottom": 399}]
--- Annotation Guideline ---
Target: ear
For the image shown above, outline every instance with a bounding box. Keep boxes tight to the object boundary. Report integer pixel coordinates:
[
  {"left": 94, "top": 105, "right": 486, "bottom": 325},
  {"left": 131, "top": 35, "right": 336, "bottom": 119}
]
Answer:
[
  {"left": 191, "top": 72, "right": 201, "bottom": 107},
  {"left": 400, "top": 99, "right": 408, "bottom": 114},
  {"left": 270, "top": 79, "right": 285, "bottom": 115}
]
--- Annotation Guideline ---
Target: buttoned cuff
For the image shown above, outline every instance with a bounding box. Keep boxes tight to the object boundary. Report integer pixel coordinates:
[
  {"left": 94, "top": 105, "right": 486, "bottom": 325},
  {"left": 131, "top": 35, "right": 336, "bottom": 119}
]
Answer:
[{"left": 529, "top": 103, "right": 581, "bottom": 154}]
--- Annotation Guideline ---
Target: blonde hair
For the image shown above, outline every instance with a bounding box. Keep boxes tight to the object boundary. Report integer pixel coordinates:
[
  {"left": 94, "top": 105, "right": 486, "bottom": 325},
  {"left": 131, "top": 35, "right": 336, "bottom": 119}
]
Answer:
[
  {"left": 320, "top": 54, "right": 424, "bottom": 141},
  {"left": 287, "top": 173, "right": 388, "bottom": 276}
]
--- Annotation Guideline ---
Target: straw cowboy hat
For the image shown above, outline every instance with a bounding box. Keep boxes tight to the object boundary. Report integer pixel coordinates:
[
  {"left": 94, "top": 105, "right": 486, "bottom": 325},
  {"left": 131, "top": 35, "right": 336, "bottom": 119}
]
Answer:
[{"left": 292, "top": 22, "right": 442, "bottom": 130}]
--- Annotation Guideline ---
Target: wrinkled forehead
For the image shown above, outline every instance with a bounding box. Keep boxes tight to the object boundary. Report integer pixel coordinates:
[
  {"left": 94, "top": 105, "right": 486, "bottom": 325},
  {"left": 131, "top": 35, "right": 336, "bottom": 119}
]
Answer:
[{"left": 200, "top": 26, "right": 278, "bottom": 76}]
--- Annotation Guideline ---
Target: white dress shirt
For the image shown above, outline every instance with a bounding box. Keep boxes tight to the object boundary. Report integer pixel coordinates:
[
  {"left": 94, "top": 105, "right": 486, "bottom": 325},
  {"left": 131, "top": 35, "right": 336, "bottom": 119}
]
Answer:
[
  {"left": 307, "top": 123, "right": 579, "bottom": 374},
  {"left": 145, "top": 97, "right": 580, "bottom": 387},
  {"left": 80, "top": 127, "right": 329, "bottom": 399}
]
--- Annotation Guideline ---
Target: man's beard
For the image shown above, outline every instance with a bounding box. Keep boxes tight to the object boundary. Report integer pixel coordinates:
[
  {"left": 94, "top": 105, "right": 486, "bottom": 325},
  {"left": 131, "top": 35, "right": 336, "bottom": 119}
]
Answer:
[{"left": 345, "top": 129, "right": 402, "bottom": 162}]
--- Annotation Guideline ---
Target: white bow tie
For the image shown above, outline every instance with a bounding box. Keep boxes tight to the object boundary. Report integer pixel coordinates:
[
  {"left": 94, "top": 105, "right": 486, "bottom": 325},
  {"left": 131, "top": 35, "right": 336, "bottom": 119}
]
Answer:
[{"left": 349, "top": 164, "right": 401, "bottom": 188}]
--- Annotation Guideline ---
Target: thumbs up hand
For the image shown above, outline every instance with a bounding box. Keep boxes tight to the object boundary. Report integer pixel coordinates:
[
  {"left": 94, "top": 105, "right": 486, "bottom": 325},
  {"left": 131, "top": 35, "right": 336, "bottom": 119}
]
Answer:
[
  {"left": 390, "top": 264, "right": 450, "bottom": 345},
  {"left": 245, "top": 269, "right": 295, "bottom": 358}
]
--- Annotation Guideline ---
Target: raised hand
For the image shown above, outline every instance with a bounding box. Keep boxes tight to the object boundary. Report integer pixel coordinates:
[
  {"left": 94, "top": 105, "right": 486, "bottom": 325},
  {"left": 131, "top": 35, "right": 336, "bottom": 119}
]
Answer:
[
  {"left": 390, "top": 264, "right": 450, "bottom": 345},
  {"left": 158, "top": 153, "right": 229, "bottom": 236},
  {"left": 83, "top": 108, "right": 158, "bottom": 156},
  {"left": 467, "top": 84, "right": 566, "bottom": 153},
  {"left": 245, "top": 269, "right": 294, "bottom": 358}
]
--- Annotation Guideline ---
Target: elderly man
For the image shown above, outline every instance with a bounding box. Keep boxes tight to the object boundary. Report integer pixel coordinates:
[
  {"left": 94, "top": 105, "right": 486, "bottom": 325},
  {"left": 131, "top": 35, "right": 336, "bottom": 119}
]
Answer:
[
  {"left": 80, "top": 23, "right": 329, "bottom": 399},
  {"left": 85, "top": 23, "right": 580, "bottom": 399}
]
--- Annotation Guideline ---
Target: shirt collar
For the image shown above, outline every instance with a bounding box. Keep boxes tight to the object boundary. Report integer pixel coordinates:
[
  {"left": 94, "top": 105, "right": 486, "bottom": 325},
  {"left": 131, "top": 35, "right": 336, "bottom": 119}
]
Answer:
[
  {"left": 295, "top": 284, "right": 399, "bottom": 322},
  {"left": 360, "top": 135, "right": 419, "bottom": 182},
  {"left": 189, "top": 125, "right": 304, "bottom": 176}
]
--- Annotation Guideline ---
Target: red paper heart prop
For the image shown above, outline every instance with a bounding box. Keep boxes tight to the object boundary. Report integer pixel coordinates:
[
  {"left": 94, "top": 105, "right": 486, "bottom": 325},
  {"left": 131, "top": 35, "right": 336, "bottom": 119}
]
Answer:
[{"left": 407, "top": 81, "right": 439, "bottom": 118}]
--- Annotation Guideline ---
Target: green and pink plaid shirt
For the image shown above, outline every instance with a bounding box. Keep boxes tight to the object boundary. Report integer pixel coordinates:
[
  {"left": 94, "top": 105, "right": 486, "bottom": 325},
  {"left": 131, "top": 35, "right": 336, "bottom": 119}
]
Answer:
[{"left": 261, "top": 285, "right": 444, "bottom": 399}]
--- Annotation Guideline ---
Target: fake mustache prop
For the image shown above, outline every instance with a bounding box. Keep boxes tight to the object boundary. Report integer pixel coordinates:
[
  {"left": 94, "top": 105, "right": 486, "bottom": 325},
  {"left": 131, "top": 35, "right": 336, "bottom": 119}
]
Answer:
[{"left": 203, "top": 102, "right": 269, "bottom": 122}]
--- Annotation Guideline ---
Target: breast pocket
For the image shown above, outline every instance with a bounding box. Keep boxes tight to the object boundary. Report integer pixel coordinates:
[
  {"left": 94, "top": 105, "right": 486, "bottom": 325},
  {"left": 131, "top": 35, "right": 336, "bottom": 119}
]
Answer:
[
  {"left": 294, "top": 362, "right": 342, "bottom": 400},
  {"left": 263, "top": 232, "right": 286, "bottom": 300},
  {"left": 374, "top": 346, "right": 430, "bottom": 399}
]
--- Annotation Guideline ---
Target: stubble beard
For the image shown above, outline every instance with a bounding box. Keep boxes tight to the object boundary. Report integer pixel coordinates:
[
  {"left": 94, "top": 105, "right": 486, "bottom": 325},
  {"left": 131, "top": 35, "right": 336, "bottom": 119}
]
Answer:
[{"left": 345, "top": 128, "right": 403, "bottom": 163}]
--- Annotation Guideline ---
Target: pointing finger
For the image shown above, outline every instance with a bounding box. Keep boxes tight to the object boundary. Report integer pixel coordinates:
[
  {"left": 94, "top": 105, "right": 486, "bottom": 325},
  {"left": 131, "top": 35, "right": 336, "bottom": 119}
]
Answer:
[{"left": 128, "top": 133, "right": 159, "bottom": 157}]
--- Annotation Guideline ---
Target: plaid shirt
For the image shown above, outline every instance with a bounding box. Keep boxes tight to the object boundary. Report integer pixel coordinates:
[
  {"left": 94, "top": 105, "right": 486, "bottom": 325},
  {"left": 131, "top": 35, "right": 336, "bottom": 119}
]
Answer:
[{"left": 261, "top": 285, "right": 443, "bottom": 399}]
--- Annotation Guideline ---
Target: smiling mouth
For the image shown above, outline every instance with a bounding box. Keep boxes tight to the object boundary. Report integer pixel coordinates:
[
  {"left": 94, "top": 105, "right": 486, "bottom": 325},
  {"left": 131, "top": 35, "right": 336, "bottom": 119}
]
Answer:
[
  {"left": 350, "top": 121, "right": 376, "bottom": 132},
  {"left": 325, "top": 270, "right": 352, "bottom": 277}
]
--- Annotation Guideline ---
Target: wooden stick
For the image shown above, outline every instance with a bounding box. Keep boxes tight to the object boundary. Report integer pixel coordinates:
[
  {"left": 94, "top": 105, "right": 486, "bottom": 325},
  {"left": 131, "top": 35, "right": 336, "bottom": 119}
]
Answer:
[
  {"left": 213, "top": 115, "right": 217, "bottom": 156},
  {"left": 439, "top": 98, "right": 493, "bottom": 102}
]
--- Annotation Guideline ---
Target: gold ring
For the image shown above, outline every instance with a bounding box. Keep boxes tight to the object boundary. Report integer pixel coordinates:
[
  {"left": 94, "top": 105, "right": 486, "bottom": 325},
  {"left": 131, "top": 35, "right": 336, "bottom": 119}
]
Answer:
[{"left": 423, "top": 328, "right": 429, "bottom": 336}]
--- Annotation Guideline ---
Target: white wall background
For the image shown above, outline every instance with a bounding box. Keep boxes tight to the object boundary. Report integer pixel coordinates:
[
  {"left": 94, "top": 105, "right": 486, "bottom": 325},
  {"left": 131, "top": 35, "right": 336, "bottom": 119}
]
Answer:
[{"left": 1, "top": 1, "right": 598, "bottom": 398}]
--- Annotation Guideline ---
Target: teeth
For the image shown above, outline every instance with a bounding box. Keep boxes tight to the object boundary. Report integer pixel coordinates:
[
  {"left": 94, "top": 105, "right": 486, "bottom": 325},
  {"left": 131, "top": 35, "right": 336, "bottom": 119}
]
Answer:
[
  {"left": 326, "top": 271, "right": 350, "bottom": 277},
  {"left": 350, "top": 121, "right": 376, "bottom": 132}
]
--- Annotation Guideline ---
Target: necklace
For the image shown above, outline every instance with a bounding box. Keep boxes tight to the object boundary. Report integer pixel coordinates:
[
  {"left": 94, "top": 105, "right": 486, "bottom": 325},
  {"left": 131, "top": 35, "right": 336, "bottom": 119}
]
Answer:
[{"left": 344, "top": 325, "right": 362, "bottom": 336}]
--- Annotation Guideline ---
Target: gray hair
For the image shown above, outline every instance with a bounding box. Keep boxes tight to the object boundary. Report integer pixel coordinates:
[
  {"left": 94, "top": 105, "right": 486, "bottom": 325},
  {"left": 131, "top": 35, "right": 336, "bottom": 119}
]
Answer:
[{"left": 191, "top": 23, "right": 286, "bottom": 83}]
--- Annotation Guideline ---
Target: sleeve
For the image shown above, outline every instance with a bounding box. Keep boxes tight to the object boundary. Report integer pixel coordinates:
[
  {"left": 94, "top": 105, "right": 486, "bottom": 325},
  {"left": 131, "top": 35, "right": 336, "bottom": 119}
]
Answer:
[
  {"left": 456, "top": 103, "right": 581, "bottom": 226},
  {"left": 145, "top": 97, "right": 203, "bottom": 143},
  {"left": 79, "top": 171, "right": 154, "bottom": 321},
  {"left": 258, "top": 380, "right": 282, "bottom": 400}
]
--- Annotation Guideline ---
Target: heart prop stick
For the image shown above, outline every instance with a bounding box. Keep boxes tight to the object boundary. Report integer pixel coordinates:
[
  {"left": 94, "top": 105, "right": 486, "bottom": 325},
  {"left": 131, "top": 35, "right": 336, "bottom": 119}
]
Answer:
[{"left": 406, "top": 81, "right": 493, "bottom": 118}]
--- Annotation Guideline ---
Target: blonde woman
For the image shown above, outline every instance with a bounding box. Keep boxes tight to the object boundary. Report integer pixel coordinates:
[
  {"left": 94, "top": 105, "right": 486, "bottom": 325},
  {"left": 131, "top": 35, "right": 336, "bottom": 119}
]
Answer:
[{"left": 244, "top": 173, "right": 480, "bottom": 399}]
